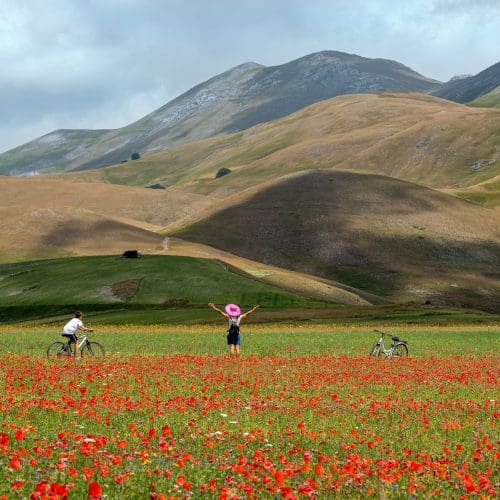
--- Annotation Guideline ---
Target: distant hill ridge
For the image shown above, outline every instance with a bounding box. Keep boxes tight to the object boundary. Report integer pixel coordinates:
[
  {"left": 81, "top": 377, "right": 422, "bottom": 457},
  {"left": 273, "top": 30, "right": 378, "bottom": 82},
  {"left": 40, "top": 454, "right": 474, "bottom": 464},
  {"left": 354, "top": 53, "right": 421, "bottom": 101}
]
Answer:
[
  {"left": 431, "top": 61, "right": 500, "bottom": 103},
  {"left": 58, "top": 92, "right": 500, "bottom": 196},
  {"left": 0, "top": 50, "right": 441, "bottom": 176}
]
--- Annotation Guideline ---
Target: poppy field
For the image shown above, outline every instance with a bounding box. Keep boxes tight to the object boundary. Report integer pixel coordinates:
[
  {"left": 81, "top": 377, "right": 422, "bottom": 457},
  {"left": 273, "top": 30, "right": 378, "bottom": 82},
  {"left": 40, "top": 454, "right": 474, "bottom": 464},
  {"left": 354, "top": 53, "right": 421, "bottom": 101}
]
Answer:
[{"left": 0, "top": 325, "right": 498, "bottom": 499}]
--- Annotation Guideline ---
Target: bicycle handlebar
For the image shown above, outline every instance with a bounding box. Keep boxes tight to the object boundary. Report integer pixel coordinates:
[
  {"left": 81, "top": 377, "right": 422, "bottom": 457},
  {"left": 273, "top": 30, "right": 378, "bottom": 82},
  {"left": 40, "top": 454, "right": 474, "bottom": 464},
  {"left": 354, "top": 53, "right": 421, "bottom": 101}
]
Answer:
[{"left": 374, "top": 329, "right": 407, "bottom": 344}]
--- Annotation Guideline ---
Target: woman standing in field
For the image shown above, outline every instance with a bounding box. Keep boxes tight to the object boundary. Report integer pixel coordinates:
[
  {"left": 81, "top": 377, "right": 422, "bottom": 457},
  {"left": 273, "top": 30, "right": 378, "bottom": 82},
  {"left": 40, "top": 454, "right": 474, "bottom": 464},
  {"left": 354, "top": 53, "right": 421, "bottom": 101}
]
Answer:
[{"left": 208, "top": 303, "right": 259, "bottom": 357}]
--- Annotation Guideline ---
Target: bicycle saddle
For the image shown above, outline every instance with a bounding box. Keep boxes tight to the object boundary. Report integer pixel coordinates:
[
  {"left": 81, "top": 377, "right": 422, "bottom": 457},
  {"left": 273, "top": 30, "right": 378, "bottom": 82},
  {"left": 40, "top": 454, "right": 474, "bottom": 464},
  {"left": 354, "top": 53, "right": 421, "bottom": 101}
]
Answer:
[{"left": 393, "top": 337, "right": 407, "bottom": 343}]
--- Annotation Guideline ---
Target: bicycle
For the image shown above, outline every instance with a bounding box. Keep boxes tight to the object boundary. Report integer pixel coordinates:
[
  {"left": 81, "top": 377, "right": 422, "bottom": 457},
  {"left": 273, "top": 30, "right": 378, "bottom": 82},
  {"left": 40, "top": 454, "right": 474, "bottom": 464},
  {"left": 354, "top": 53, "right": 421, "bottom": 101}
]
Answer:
[
  {"left": 369, "top": 329, "right": 408, "bottom": 357},
  {"left": 47, "top": 332, "right": 105, "bottom": 359}
]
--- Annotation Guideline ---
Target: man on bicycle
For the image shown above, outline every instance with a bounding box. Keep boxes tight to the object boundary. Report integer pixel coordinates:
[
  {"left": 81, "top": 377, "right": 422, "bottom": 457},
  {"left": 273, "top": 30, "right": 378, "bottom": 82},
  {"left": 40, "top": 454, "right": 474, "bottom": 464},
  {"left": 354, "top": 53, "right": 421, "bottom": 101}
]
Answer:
[{"left": 62, "top": 311, "right": 93, "bottom": 358}]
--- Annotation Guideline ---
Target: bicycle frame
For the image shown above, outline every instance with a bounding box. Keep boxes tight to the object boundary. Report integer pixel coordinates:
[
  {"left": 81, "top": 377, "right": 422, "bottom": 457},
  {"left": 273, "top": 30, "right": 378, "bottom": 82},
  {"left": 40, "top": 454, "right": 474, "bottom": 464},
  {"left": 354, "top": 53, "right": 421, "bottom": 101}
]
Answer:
[
  {"left": 47, "top": 333, "right": 104, "bottom": 359},
  {"left": 66, "top": 334, "right": 88, "bottom": 353},
  {"left": 371, "top": 329, "right": 407, "bottom": 357},
  {"left": 76, "top": 335, "right": 88, "bottom": 351}
]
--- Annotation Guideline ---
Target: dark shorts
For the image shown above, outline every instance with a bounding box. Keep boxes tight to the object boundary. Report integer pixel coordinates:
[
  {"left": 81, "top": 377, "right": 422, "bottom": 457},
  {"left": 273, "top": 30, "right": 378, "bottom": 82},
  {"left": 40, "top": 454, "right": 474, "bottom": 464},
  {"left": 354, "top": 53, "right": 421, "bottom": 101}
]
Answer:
[
  {"left": 227, "top": 333, "right": 241, "bottom": 345},
  {"left": 62, "top": 333, "right": 77, "bottom": 343}
]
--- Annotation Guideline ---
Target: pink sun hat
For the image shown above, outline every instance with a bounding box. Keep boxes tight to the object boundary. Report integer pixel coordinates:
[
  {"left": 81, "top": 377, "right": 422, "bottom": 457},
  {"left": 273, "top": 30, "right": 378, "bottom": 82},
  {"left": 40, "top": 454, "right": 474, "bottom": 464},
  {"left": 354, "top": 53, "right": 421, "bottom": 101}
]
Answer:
[{"left": 225, "top": 303, "right": 241, "bottom": 316}]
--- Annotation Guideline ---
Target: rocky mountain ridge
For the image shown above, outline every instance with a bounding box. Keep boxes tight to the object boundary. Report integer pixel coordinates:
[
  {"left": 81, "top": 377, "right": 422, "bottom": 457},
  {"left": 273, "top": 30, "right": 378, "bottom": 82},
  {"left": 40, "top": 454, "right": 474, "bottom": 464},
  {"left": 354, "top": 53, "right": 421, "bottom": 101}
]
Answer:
[{"left": 0, "top": 50, "right": 440, "bottom": 175}]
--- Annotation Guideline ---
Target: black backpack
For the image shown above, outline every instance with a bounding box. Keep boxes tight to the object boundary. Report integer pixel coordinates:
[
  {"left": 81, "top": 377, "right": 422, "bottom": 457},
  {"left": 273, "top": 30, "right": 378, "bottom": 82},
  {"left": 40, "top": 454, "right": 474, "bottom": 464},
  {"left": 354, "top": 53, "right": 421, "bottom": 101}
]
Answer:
[{"left": 227, "top": 319, "right": 240, "bottom": 336}]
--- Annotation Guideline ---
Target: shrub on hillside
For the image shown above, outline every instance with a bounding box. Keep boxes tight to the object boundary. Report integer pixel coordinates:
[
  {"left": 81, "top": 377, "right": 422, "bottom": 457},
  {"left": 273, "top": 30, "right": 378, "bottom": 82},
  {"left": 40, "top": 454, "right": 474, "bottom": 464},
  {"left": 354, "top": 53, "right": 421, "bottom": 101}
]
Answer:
[
  {"left": 131, "top": 152, "right": 141, "bottom": 160},
  {"left": 215, "top": 167, "right": 231, "bottom": 179}
]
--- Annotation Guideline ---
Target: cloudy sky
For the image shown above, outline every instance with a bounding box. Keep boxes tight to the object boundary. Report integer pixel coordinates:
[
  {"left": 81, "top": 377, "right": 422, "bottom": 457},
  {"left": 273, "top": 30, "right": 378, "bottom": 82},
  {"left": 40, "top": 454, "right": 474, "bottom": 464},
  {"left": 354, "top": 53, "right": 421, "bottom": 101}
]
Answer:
[{"left": 1, "top": 0, "right": 499, "bottom": 153}]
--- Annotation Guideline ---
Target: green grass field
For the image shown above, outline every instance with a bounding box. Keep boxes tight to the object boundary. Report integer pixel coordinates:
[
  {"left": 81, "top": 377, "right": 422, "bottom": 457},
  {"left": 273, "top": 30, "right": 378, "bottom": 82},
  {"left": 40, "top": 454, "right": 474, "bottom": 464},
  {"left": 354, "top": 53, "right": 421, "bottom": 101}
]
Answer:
[
  {"left": 2, "top": 255, "right": 498, "bottom": 326},
  {"left": 0, "top": 255, "right": 319, "bottom": 307},
  {"left": 0, "top": 255, "right": 330, "bottom": 323},
  {"left": 0, "top": 324, "right": 498, "bottom": 357}
]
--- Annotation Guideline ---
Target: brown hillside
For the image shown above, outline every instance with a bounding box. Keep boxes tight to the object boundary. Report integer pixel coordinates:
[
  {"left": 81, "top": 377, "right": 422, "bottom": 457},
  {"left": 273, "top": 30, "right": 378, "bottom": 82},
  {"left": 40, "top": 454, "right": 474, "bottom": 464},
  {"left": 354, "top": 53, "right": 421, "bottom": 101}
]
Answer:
[
  {"left": 0, "top": 177, "right": 176, "bottom": 261},
  {"left": 0, "top": 176, "right": 214, "bottom": 228},
  {"left": 0, "top": 176, "right": 377, "bottom": 306},
  {"left": 0, "top": 206, "right": 165, "bottom": 262},
  {"left": 174, "top": 170, "right": 500, "bottom": 311},
  {"left": 57, "top": 93, "right": 500, "bottom": 200},
  {"left": 2, "top": 93, "right": 499, "bottom": 310}
]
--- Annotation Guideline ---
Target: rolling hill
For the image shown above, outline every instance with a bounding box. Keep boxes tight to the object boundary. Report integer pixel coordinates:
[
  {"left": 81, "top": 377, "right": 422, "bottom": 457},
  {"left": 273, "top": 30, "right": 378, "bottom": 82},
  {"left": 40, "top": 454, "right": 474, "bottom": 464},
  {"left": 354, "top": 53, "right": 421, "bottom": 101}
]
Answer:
[
  {"left": 0, "top": 93, "right": 498, "bottom": 313},
  {"left": 56, "top": 92, "right": 500, "bottom": 209},
  {"left": 469, "top": 86, "right": 500, "bottom": 109},
  {"left": 0, "top": 255, "right": 319, "bottom": 309},
  {"left": 0, "top": 254, "right": 332, "bottom": 323},
  {"left": 0, "top": 174, "right": 214, "bottom": 230},
  {"left": 0, "top": 176, "right": 172, "bottom": 262},
  {"left": 431, "top": 61, "right": 500, "bottom": 103},
  {"left": 0, "top": 204, "right": 165, "bottom": 263},
  {"left": 0, "top": 51, "right": 439, "bottom": 176},
  {"left": 174, "top": 170, "right": 500, "bottom": 312},
  {"left": 0, "top": 176, "right": 376, "bottom": 306}
]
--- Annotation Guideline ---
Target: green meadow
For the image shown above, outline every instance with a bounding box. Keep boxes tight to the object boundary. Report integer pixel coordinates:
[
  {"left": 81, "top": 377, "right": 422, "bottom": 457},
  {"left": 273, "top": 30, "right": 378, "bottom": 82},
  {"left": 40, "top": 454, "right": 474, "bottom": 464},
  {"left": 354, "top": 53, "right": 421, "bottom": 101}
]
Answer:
[
  {"left": 0, "top": 324, "right": 498, "bottom": 358},
  {"left": 2, "top": 254, "right": 498, "bottom": 327},
  {"left": 0, "top": 255, "right": 326, "bottom": 323}
]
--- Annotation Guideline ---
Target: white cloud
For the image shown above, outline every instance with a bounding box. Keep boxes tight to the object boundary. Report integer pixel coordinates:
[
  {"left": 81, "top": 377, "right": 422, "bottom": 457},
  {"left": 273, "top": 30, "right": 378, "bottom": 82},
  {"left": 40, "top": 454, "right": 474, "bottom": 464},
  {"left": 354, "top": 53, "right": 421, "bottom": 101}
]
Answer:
[{"left": 0, "top": 0, "right": 498, "bottom": 152}]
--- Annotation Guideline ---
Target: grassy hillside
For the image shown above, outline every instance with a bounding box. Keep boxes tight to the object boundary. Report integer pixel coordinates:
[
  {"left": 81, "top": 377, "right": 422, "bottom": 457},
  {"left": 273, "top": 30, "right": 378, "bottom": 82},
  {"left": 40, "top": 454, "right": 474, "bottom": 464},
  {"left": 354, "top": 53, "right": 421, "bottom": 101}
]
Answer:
[
  {"left": 59, "top": 93, "right": 500, "bottom": 201},
  {"left": 174, "top": 170, "right": 500, "bottom": 312},
  {"left": 0, "top": 177, "right": 168, "bottom": 263},
  {"left": 447, "top": 175, "right": 500, "bottom": 208},
  {"left": 1, "top": 93, "right": 498, "bottom": 315},
  {"left": 0, "top": 255, "right": 328, "bottom": 323},
  {"left": 469, "top": 86, "right": 500, "bottom": 108},
  {"left": 0, "top": 253, "right": 496, "bottom": 325}
]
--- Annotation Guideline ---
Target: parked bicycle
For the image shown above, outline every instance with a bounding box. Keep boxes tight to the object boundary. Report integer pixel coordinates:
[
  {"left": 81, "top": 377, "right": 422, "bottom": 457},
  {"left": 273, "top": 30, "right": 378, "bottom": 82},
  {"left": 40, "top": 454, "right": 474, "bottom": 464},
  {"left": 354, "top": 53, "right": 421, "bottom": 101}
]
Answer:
[
  {"left": 369, "top": 329, "right": 408, "bottom": 357},
  {"left": 47, "top": 332, "right": 104, "bottom": 359}
]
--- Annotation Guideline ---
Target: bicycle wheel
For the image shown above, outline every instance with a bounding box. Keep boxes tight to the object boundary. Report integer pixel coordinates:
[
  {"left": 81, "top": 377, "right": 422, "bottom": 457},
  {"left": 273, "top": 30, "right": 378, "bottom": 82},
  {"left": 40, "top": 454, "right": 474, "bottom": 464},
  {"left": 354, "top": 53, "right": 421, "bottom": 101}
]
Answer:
[
  {"left": 81, "top": 341, "right": 105, "bottom": 357},
  {"left": 392, "top": 343, "right": 408, "bottom": 357},
  {"left": 369, "top": 342, "right": 382, "bottom": 356},
  {"left": 47, "top": 342, "right": 71, "bottom": 359}
]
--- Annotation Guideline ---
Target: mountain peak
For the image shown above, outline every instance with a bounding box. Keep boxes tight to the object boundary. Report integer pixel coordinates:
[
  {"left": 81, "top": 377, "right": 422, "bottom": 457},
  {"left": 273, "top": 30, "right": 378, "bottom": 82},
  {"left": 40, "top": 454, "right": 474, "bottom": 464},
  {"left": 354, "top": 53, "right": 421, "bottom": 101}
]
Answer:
[
  {"left": 448, "top": 74, "right": 473, "bottom": 82},
  {"left": 0, "top": 50, "right": 452, "bottom": 174},
  {"left": 231, "top": 61, "right": 264, "bottom": 70}
]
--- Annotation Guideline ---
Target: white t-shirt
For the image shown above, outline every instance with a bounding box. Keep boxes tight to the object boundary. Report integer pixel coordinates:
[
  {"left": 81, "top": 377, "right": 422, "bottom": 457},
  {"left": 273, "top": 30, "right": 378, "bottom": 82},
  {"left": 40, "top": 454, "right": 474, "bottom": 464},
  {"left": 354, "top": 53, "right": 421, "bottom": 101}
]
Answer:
[{"left": 62, "top": 318, "right": 83, "bottom": 335}]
